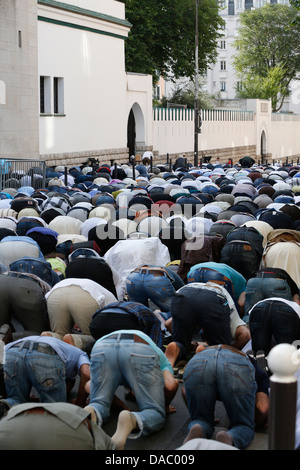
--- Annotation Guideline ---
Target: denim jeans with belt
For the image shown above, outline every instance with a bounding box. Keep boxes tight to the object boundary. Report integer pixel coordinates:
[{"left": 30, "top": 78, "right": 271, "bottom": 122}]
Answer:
[
  {"left": 183, "top": 345, "right": 257, "bottom": 449},
  {"left": 88, "top": 335, "right": 166, "bottom": 438},
  {"left": 3, "top": 341, "right": 66, "bottom": 407},
  {"left": 187, "top": 267, "right": 236, "bottom": 303},
  {"left": 126, "top": 268, "right": 176, "bottom": 319},
  {"left": 244, "top": 276, "right": 293, "bottom": 317},
  {"left": 249, "top": 299, "right": 300, "bottom": 354}
]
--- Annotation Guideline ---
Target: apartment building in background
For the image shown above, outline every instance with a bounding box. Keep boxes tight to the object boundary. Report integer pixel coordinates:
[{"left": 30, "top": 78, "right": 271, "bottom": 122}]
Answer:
[{"left": 204, "top": 0, "right": 299, "bottom": 113}]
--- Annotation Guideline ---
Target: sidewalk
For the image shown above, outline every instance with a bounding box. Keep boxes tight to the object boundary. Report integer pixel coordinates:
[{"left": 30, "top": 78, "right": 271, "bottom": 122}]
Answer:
[{"left": 100, "top": 383, "right": 269, "bottom": 451}]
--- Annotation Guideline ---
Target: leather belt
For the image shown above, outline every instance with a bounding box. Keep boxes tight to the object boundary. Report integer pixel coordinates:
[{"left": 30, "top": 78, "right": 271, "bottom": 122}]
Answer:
[
  {"left": 205, "top": 344, "right": 247, "bottom": 357},
  {"left": 10, "top": 341, "right": 57, "bottom": 356},
  {"left": 133, "top": 268, "right": 165, "bottom": 277},
  {"left": 107, "top": 333, "right": 148, "bottom": 345},
  {"left": 253, "top": 271, "right": 286, "bottom": 281},
  {"left": 132, "top": 266, "right": 173, "bottom": 281}
]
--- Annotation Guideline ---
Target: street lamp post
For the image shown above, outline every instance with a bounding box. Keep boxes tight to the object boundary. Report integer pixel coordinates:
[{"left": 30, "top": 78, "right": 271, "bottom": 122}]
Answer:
[{"left": 194, "top": 0, "right": 201, "bottom": 167}]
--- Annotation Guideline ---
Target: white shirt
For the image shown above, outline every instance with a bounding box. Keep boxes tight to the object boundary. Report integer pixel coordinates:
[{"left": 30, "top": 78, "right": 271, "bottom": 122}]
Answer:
[
  {"left": 45, "top": 278, "right": 117, "bottom": 307},
  {"left": 248, "top": 297, "right": 300, "bottom": 319}
]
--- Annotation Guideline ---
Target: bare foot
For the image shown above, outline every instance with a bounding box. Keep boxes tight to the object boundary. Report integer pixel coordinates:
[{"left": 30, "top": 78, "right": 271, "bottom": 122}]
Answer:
[
  {"left": 165, "top": 342, "right": 180, "bottom": 367},
  {"left": 183, "top": 424, "right": 204, "bottom": 444},
  {"left": 112, "top": 410, "right": 138, "bottom": 450},
  {"left": 84, "top": 405, "right": 98, "bottom": 424},
  {"left": 216, "top": 430, "right": 234, "bottom": 446},
  {"left": 63, "top": 334, "right": 76, "bottom": 346}
]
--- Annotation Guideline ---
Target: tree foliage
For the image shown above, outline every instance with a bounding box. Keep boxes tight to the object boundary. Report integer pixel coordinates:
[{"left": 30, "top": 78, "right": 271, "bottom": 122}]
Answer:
[
  {"left": 158, "top": 80, "right": 213, "bottom": 109},
  {"left": 233, "top": 3, "right": 300, "bottom": 112},
  {"left": 236, "top": 66, "right": 289, "bottom": 112},
  {"left": 119, "top": 0, "right": 224, "bottom": 83},
  {"left": 289, "top": 0, "right": 300, "bottom": 25}
]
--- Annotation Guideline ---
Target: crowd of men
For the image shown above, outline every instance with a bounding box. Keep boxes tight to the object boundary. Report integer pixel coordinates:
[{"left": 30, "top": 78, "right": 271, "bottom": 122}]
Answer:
[{"left": 0, "top": 153, "right": 300, "bottom": 450}]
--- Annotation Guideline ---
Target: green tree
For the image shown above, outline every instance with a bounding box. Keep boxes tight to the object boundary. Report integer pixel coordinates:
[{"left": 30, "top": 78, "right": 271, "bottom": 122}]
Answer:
[
  {"left": 236, "top": 65, "right": 290, "bottom": 112},
  {"left": 290, "top": 0, "right": 300, "bottom": 26},
  {"left": 233, "top": 3, "right": 300, "bottom": 112},
  {"left": 120, "top": 0, "right": 224, "bottom": 83},
  {"left": 158, "top": 81, "right": 213, "bottom": 109}
]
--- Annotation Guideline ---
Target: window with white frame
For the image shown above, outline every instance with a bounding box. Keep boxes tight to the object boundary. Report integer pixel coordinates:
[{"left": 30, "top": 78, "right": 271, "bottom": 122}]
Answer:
[
  {"left": 256, "top": 0, "right": 266, "bottom": 7},
  {"left": 220, "top": 60, "right": 226, "bottom": 71},
  {"left": 53, "top": 77, "right": 64, "bottom": 114},
  {"left": 40, "top": 76, "right": 51, "bottom": 114},
  {"left": 220, "top": 40, "right": 226, "bottom": 49},
  {"left": 236, "top": 81, "right": 243, "bottom": 92},
  {"left": 220, "top": 81, "right": 226, "bottom": 91}
]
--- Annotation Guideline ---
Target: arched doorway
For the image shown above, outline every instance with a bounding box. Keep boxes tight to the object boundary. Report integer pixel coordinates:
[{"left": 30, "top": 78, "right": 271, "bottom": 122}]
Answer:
[
  {"left": 127, "top": 103, "right": 146, "bottom": 159},
  {"left": 127, "top": 109, "right": 136, "bottom": 158},
  {"left": 260, "top": 130, "right": 266, "bottom": 165}
]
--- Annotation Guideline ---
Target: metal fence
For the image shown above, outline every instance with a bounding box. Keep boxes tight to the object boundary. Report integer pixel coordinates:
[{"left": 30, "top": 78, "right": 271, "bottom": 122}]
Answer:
[{"left": 0, "top": 159, "right": 46, "bottom": 191}]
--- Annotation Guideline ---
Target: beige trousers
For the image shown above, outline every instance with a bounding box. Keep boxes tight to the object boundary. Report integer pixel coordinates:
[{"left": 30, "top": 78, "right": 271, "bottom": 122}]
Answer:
[{"left": 46, "top": 285, "right": 99, "bottom": 348}]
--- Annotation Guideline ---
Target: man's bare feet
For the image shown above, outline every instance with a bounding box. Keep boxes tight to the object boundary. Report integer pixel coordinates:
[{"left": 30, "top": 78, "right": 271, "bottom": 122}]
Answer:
[
  {"left": 165, "top": 342, "right": 180, "bottom": 367},
  {"left": 112, "top": 410, "right": 138, "bottom": 450},
  {"left": 183, "top": 424, "right": 204, "bottom": 444},
  {"left": 63, "top": 334, "right": 76, "bottom": 346},
  {"left": 216, "top": 430, "right": 234, "bottom": 446},
  {"left": 84, "top": 405, "right": 98, "bottom": 424}
]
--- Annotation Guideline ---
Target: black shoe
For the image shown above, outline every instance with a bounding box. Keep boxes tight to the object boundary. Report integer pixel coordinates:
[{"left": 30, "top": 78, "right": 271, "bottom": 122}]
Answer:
[
  {"left": 256, "top": 350, "right": 268, "bottom": 374},
  {"left": 0, "top": 402, "right": 9, "bottom": 419}
]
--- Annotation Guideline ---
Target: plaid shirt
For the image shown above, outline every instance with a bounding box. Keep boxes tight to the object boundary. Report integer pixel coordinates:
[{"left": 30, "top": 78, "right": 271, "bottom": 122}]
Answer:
[{"left": 41, "top": 196, "right": 71, "bottom": 215}]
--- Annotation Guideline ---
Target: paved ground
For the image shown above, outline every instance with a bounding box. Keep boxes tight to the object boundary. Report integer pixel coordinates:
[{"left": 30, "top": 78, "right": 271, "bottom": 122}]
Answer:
[{"left": 99, "top": 383, "right": 269, "bottom": 451}]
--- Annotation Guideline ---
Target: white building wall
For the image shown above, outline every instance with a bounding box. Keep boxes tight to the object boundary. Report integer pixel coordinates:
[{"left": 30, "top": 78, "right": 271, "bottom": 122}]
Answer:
[
  {"left": 38, "top": 0, "right": 131, "bottom": 156},
  {"left": 152, "top": 99, "right": 300, "bottom": 162},
  {"left": 270, "top": 114, "right": 300, "bottom": 161},
  {"left": 153, "top": 106, "right": 256, "bottom": 157},
  {"left": 126, "top": 72, "right": 153, "bottom": 149}
]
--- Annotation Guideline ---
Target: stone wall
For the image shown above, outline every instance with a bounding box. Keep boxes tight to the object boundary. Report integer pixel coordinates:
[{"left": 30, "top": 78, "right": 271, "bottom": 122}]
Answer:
[
  {"left": 0, "top": 0, "right": 39, "bottom": 159},
  {"left": 42, "top": 147, "right": 130, "bottom": 168},
  {"left": 155, "top": 145, "right": 257, "bottom": 166}
]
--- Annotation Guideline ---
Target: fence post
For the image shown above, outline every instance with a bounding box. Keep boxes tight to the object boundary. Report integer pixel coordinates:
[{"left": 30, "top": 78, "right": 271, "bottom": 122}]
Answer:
[
  {"left": 64, "top": 166, "right": 68, "bottom": 186},
  {"left": 268, "top": 343, "right": 299, "bottom": 450}
]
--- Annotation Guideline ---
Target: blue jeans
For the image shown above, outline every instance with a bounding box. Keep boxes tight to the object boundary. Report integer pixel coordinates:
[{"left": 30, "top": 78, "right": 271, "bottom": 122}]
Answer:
[
  {"left": 9, "top": 257, "right": 60, "bottom": 287},
  {"left": 244, "top": 277, "right": 293, "bottom": 317},
  {"left": 183, "top": 346, "right": 257, "bottom": 449},
  {"left": 3, "top": 341, "right": 66, "bottom": 407},
  {"left": 88, "top": 335, "right": 166, "bottom": 437},
  {"left": 187, "top": 267, "right": 236, "bottom": 302},
  {"left": 126, "top": 268, "right": 175, "bottom": 319},
  {"left": 249, "top": 299, "right": 300, "bottom": 354}
]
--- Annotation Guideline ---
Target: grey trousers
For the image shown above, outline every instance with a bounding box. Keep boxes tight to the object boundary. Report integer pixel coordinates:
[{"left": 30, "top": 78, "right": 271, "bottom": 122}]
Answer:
[{"left": 0, "top": 273, "right": 50, "bottom": 333}]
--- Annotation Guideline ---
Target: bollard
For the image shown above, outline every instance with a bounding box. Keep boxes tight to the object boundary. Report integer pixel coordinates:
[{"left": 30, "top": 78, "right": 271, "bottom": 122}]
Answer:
[
  {"left": 268, "top": 343, "right": 300, "bottom": 450},
  {"left": 64, "top": 166, "right": 68, "bottom": 186}
]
